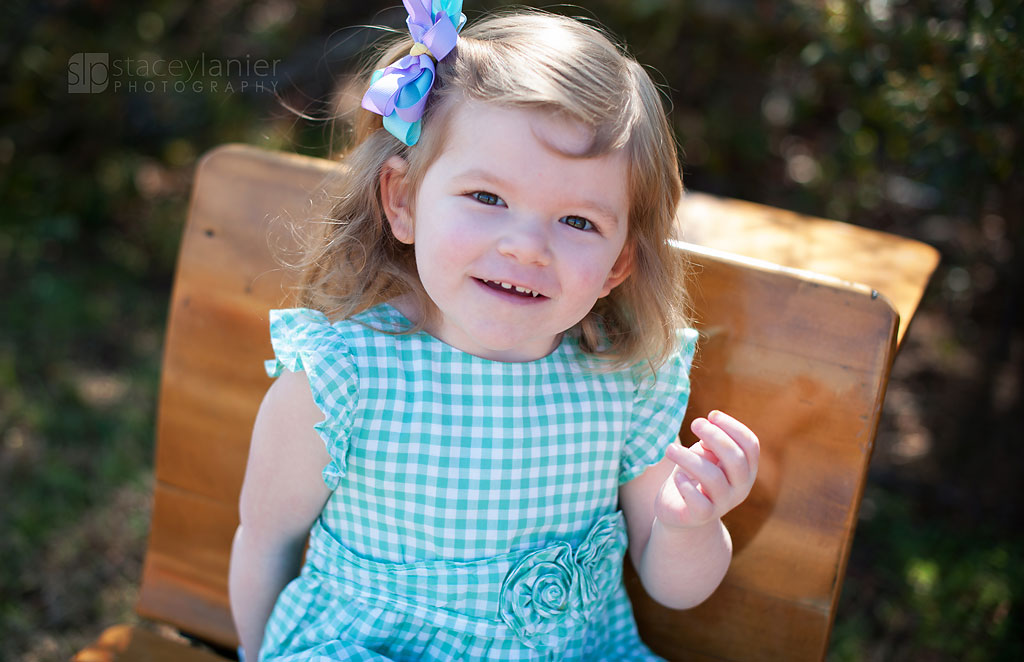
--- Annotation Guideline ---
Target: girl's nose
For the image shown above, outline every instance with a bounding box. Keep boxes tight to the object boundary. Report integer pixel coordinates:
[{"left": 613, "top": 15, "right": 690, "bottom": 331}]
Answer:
[{"left": 496, "top": 219, "right": 552, "bottom": 266}]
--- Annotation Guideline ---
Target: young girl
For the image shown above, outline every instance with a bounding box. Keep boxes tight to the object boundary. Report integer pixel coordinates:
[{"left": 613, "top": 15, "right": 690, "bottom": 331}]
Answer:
[{"left": 229, "top": 3, "right": 759, "bottom": 661}]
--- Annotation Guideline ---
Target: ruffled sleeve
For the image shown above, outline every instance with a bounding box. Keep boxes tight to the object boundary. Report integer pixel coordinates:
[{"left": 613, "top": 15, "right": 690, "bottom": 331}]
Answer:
[
  {"left": 264, "top": 308, "right": 359, "bottom": 489},
  {"left": 619, "top": 328, "right": 698, "bottom": 484}
]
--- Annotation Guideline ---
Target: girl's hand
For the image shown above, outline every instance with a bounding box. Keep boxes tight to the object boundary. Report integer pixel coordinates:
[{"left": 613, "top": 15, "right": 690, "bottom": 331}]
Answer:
[{"left": 655, "top": 410, "right": 760, "bottom": 530}]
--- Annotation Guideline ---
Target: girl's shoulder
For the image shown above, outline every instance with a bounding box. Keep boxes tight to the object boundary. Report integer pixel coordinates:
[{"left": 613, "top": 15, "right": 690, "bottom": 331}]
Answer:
[
  {"left": 264, "top": 304, "right": 405, "bottom": 377},
  {"left": 268, "top": 303, "right": 406, "bottom": 336},
  {"left": 628, "top": 327, "right": 699, "bottom": 392},
  {"left": 675, "top": 327, "right": 699, "bottom": 371}
]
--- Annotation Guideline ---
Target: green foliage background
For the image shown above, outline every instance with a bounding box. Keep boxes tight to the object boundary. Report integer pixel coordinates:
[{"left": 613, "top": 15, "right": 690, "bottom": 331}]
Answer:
[{"left": 1, "top": 1, "right": 1022, "bottom": 660}]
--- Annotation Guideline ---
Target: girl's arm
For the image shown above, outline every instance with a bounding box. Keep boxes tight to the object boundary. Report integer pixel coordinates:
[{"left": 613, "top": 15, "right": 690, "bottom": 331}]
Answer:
[
  {"left": 619, "top": 410, "right": 759, "bottom": 609},
  {"left": 229, "top": 369, "right": 333, "bottom": 661}
]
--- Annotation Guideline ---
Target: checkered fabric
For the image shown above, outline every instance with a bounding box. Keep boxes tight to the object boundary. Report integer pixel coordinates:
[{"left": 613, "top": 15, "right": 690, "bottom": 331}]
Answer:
[{"left": 259, "top": 304, "right": 696, "bottom": 662}]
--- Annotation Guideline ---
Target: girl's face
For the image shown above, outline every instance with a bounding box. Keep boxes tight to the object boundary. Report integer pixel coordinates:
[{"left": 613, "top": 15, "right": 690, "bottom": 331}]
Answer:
[{"left": 382, "top": 101, "right": 632, "bottom": 362}]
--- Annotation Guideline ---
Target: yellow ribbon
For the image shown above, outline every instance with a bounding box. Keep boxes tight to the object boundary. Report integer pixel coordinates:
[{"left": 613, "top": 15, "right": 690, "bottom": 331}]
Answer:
[{"left": 409, "top": 42, "right": 435, "bottom": 59}]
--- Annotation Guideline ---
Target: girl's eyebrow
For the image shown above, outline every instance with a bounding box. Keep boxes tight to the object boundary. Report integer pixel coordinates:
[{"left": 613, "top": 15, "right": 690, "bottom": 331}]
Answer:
[
  {"left": 452, "top": 168, "right": 622, "bottom": 227},
  {"left": 451, "top": 167, "right": 506, "bottom": 187}
]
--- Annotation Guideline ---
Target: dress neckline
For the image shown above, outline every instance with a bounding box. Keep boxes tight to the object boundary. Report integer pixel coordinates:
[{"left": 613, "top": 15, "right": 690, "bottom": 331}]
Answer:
[{"left": 367, "top": 301, "right": 576, "bottom": 367}]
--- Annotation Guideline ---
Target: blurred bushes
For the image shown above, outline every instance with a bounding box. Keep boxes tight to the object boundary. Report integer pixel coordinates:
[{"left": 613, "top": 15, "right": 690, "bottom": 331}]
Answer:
[{"left": 1, "top": 0, "right": 1021, "bottom": 659}]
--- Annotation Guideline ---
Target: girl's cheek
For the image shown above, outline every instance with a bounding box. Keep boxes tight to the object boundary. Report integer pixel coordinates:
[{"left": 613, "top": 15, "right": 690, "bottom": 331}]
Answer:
[
  {"left": 576, "top": 244, "right": 625, "bottom": 279},
  {"left": 446, "top": 220, "right": 489, "bottom": 247},
  {"left": 444, "top": 204, "right": 488, "bottom": 232}
]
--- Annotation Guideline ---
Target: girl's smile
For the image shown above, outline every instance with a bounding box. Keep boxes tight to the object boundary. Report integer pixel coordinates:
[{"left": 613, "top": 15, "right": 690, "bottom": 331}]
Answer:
[
  {"left": 475, "top": 278, "right": 546, "bottom": 300},
  {"left": 382, "top": 100, "right": 633, "bottom": 362}
]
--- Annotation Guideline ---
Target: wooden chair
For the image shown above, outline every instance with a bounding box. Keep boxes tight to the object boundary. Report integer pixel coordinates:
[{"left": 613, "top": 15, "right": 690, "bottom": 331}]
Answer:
[{"left": 74, "top": 144, "right": 938, "bottom": 662}]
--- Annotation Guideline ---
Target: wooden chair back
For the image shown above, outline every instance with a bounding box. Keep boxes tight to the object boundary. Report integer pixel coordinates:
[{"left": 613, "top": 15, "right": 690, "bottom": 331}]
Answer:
[{"left": 134, "top": 144, "right": 899, "bottom": 661}]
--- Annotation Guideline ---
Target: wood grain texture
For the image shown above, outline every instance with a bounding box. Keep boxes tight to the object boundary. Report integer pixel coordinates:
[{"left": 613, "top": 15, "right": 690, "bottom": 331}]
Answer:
[
  {"left": 677, "top": 192, "right": 939, "bottom": 346},
  {"left": 72, "top": 625, "right": 230, "bottom": 662},
  {"left": 120, "top": 144, "right": 928, "bottom": 660}
]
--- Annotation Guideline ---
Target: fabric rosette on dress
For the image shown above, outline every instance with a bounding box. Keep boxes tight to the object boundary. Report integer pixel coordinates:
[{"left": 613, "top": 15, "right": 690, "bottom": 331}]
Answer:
[
  {"left": 498, "top": 511, "right": 629, "bottom": 653},
  {"left": 574, "top": 511, "right": 629, "bottom": 609}
]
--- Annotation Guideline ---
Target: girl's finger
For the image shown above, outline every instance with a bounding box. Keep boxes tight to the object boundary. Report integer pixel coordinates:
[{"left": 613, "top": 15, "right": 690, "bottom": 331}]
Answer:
[
  {"left": 707, "top": 410, "right": 760, "bottom": 473},
  {"left": 690, "top": 441, "right": 720, "bottom": 465},
  {"left": 666, "top": 443, "right": 730, "bottom": 503},
  {"left": 672, "top": 471, "right": 713, "bottom": 524},
  {"left": 690, "top": 418, "right": 750, "bottom": 489}
]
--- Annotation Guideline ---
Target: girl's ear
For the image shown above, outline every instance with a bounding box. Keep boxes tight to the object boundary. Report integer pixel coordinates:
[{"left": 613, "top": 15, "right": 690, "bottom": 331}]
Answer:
[
  {"left": 380, "top": 156, "right": 414, "bottom": 244},
  {"left": 599, "top": 242, "right": 634, "bottom": 298}
]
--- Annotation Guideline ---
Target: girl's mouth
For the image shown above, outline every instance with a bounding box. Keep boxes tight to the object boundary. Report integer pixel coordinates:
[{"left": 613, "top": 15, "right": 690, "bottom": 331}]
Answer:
[{"left": 477, "top": 278, "right": 545, "bottom": 299}]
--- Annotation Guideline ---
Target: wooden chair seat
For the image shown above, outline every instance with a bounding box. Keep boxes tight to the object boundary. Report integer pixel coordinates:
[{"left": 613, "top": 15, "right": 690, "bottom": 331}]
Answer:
[
  {"left": 73, "top": 624, "right": 229, "bottom": 662},
  {"left": 75, "top": 144, "right": 937, "bottom": 661}
]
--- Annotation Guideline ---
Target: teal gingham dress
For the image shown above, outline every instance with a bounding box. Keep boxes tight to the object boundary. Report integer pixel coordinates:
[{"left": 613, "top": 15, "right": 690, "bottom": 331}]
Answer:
[{"left": 258, "top": 304, "right": 697, "bottom": 662}]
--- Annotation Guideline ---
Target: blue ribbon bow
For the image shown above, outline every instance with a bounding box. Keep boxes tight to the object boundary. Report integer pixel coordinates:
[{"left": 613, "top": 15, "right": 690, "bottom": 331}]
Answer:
[{"left": 361, "top": 0, "right": 466, "bottom": 146}]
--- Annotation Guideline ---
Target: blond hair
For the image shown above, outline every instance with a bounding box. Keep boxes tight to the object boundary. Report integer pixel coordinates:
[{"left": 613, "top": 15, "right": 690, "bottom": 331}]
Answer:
[{"left": 298, "top": 9, "right": 689, "bottom": 369}]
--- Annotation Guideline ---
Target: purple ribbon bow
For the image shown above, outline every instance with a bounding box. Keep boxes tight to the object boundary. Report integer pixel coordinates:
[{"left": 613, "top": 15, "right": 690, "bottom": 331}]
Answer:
[{"left": 361, "top": 0, "right": 466, "bottom": 145}]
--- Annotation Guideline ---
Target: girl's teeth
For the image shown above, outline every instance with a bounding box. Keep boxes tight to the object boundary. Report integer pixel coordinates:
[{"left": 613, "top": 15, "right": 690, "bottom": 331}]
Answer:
[{"left": 484, "top": 279, "right": 540, "bottom": 297}]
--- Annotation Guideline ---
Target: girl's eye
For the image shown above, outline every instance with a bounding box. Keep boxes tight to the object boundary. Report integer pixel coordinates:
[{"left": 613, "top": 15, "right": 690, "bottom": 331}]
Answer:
[
  {"left": 471, "top": 191, "right": 505, "bottom": 206},
  {"left": 560, "top": 215, "right": 594, "bottom": 232}
]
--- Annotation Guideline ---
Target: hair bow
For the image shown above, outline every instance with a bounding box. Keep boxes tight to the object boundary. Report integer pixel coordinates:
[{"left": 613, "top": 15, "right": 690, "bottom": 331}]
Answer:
[{"left": 361, "top": 0, "right": 467, "bottom": 146}]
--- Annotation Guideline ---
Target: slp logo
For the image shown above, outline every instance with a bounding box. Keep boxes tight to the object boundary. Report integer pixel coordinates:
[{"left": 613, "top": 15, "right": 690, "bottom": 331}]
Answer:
[{"left": 67, "top": 53, "right": 109, "bottom": 93}]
